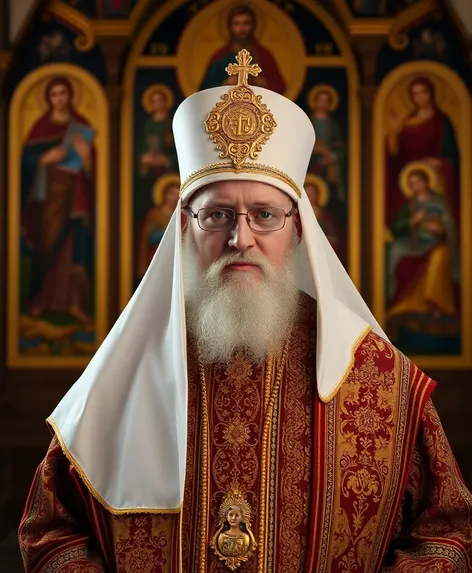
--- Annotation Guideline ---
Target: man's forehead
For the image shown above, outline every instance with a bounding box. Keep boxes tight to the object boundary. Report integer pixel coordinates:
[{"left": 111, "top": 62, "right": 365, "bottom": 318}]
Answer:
[{"left": 189, "top": 181, "right": 292, "bottom": 206}]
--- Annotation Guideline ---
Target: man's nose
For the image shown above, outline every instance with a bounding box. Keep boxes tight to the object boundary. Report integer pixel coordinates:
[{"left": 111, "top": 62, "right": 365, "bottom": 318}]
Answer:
[{"left": 228, "top": 215, "right": 256, "bottom": 251}]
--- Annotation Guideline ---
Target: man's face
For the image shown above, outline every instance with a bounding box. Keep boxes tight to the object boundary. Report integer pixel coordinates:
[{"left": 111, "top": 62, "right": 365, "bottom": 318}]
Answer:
[
  {"left": 315, "top": 92, "right": 331, "bottom": 113},
  {"left": 182, "top": 180, "right": 300, "bottom": 363},
  {"left": 49, "top": 84, "right": 70, "bottom": 112},
  {"left": 230, "top": 13, "right": 254, "bottom": 43},
  {"left": 150, "top": 92, "right": 167, "bottom": 114},
  {"left": 411, "top": 83, "right": 431, "bottom": 109},
  {"left": 409, "top": 173, "right": 429, "bottom": 195},
  {"left": 184, "top": 180, "right": 296, "bottom": 285}
]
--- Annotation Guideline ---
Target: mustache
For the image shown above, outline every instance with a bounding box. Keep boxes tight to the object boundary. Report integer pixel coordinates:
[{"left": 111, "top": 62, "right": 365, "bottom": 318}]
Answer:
[{"left": 207, "top": 250, "right": 273, "bottom": 277}]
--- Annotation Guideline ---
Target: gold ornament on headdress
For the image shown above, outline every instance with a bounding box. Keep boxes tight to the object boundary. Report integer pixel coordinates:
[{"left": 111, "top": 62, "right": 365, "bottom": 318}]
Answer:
[
  {"left": 204, "top": 49, "right": 277, "bottom": 169},
  {"left": 210, "top": 486, "right": 257, "bottom": 570}
]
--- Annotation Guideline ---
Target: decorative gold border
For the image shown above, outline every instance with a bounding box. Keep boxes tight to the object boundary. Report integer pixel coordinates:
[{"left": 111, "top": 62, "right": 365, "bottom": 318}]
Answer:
[
  {"left": 120, "top": 0, "right": 362, "bottom": 309},
  {"left": 133, "top": 55, "right": 349, "bottom": 69},
  {"left": 179, "top": 162, "right": 301, "bottom": 199},
  {"left": 320, "top": 325, "right": 372, "bottom": 403},
  {"left": 47, "top": 417, "right": 183, "bottom": 514},
  {"left": 46, "top": 0, "right": 96, "bottom": 51},
  {"left": 7, "top": 63, "right": 109, "bottom": 368},
  {"left": 91, "top": 20, "right": 132, "bottom": 36},
  {"left": 45, "top": 2, "right": 132, "bottom": 48},
  {"left": 350, "top": 19, "right": 393, "bottom": 35},
  {"left": 372, "top": 61, "right": 472, "bottom": 369},
  {"left": 333, "top": 0, "right": 438, "bottom": 41},
  {"left": 388, "top": 0, "right": 437, "bottom": 50}
]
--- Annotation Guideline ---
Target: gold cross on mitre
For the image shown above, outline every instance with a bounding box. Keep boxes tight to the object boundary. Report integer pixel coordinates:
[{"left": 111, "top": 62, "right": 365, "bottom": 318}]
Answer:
[
  {"left": 225, "top": 49, "right": 262, "bottom": 86},
  {"left": 204, "top": 49, "right": 276, "bottom": 169}
]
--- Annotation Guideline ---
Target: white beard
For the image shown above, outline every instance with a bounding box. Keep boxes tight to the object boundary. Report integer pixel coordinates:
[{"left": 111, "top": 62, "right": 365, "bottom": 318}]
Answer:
[{"left": 182, "top": 233, "right": 300, "bottom": 364}]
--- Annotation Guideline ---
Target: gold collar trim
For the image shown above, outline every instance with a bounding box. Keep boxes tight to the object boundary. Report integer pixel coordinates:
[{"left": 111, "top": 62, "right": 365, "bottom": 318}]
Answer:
[{"left": 179, "top": 161, "right": 301, "bottom": 198}]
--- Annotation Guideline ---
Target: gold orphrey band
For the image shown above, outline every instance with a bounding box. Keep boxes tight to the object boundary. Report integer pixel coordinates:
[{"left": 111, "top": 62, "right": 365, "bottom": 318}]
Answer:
[
  {"left": 179, "top": 162, "right": 302, "bottom": 198},
  {"left": 197, "top": 341, "right": 290, "bottom": 572}
]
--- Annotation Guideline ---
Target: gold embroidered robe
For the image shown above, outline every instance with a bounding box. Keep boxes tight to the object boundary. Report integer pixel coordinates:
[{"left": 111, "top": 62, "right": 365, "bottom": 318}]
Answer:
[{"left": 18, "top": 297, "right": 472, "bottom": 572}]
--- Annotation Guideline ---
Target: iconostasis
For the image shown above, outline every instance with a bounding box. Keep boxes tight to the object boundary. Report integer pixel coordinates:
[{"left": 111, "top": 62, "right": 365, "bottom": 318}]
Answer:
[{"left": 2, "top": 0, "right": 471, "bottom": 374}]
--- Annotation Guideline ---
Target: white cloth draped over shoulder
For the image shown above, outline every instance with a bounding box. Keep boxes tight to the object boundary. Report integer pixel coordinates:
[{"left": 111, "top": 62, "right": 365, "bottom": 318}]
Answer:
[{"left": 48, "top": 77, "right": 387, "bottom": 513}]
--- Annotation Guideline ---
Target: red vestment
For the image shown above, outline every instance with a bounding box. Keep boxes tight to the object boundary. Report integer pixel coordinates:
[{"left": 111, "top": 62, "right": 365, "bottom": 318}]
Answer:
[{"left": 19, "top": 297, "right": 472, "bottom": 571}]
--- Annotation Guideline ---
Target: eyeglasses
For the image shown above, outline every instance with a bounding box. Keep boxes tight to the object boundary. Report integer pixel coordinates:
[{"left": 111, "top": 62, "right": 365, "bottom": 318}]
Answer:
[{"left": 185, "top": 205, "right": 296, "bottom": 233}]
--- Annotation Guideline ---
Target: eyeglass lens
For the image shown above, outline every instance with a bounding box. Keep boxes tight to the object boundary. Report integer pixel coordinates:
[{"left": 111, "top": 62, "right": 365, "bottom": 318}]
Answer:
[{"left": 197, "top": 207, "right": 287, "bottom": 232}]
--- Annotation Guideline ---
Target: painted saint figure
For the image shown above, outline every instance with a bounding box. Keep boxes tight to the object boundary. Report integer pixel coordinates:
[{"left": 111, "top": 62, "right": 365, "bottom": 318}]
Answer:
[
  {"left": 21, "top": 76, "right": 95, "bottom": 325},
  {"left": 137, "top": 174, "right": 180, "bottom": 279},
  {"left": 139, "top": 86, "right": 176, "bottom": 180},
  {"left": 387, "top": 164, "right": 459, "bottom": 320},
  {"left": 386, "top": 76, "right": 459, "bottom": 227},
  {"left": 200, "top": 4, "right": 286, "bottom": 93},
  {"left": 307, "top": 85, "right": 347, "bottom": 202},
  {"left": 304, "top": 174, "right": 344, "bottom": 263}
]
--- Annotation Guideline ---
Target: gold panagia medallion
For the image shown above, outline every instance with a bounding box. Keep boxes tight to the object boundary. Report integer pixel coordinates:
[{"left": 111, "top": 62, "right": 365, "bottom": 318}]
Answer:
[
  {"left": 204, "top": 49, "right": 277, "bottom": 169},
  {"left": 210, "top": 487, "right": 257, "bottom": 570}
]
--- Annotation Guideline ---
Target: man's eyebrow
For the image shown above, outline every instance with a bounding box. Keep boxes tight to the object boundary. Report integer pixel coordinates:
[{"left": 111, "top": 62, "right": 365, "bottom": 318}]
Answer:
[{"left": 199, "top": 200, "right": 288, "bottom": 208}]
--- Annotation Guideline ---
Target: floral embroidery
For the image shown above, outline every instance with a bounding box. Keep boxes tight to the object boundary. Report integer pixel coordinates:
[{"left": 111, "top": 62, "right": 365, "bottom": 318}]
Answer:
[{"left": 326, "top": 332, "right": 413, "bottom": 572}]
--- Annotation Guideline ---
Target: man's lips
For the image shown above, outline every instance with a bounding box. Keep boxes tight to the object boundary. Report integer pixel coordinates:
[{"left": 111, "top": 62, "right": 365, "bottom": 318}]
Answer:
[{"left": 224, "top": 263, "right": 260, "bottom": 271}]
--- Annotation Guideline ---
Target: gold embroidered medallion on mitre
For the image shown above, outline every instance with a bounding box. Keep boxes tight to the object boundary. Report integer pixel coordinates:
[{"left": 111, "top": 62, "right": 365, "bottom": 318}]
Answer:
[{"left": 204, "top": 49, "right": 277, "bottom": 169}]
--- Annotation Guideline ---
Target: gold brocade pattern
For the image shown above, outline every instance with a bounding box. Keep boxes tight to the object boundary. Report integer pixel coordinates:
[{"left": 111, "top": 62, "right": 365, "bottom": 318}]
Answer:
[
  {"left": 207, "top": 353, "right": 265, "bottom": 573},
  {"left": 19, "top": 436, "right": 110, "bottom": 573},
  {"left": 182, "top": 343, "right": 200, "bottom": 572},
  {"left": 326, "top": 333, "right": 409, "bottom": 572},
  {"left": 380, "top": 398, "right": 472, "bottom": 570},
  {"left": 382, "top": 543, "right": 466, "bottom": 572},
  {"left": 417, "top": 400, "right": 472, "bottom": 538},
  {"left": 212, "top": 354, "right": 261, "bottom": 494},
  {"left": 43, "top": 550, "right": 104, "bottom": 573},
  {"left": 111, "top": 514, "right": 175, "bottom": 572},
  {"left": 277, "top": 299, "right": 315, "bottom": 571},
  {"left": 266, "top": 380, "right": 279, "bottom": 573}
]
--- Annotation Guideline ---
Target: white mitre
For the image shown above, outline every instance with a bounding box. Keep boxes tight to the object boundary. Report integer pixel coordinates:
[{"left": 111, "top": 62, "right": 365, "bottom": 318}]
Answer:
[{"left": 48, "top": 50, "right": 386, "bottom": 514}]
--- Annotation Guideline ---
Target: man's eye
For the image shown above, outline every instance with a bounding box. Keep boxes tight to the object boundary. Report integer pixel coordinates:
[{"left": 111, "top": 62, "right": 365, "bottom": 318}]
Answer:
[
  {"left": 210, "top": 211, "right": 229, "bottom": 219},
  {"left": 258, "top": 210, "right": 273, "bottom": 219}
]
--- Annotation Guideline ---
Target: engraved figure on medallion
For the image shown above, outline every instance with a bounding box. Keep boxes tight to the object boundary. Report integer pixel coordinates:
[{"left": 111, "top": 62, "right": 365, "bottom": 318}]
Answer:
[{"left": 210, "top": 488, "right": 257, "bottom": 570}]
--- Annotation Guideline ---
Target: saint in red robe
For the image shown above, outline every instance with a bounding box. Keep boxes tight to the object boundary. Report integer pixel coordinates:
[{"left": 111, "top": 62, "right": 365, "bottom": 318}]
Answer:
[
  {"left": 385, "top": 77, "right": 460, "bottom": 228},
  {"left": 21, "top": 76, "right": 96, "bottom": 320}
]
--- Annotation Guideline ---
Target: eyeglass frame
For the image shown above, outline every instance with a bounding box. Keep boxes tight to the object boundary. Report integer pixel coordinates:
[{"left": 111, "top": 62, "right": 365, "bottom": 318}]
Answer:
[{"left": 183, "top": 204, "right": 297, "bottom": 233}]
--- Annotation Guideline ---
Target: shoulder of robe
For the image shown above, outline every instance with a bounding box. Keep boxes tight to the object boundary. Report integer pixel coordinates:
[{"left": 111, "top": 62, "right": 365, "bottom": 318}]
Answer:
[{"left": 347, "top": 329, "right": 436, "bottom": 398}]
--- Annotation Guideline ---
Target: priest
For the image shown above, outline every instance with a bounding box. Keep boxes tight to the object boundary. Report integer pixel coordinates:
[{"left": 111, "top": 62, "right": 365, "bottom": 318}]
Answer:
[{"left": 19, "top": 50, "right": 472, "bottom": 573}]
